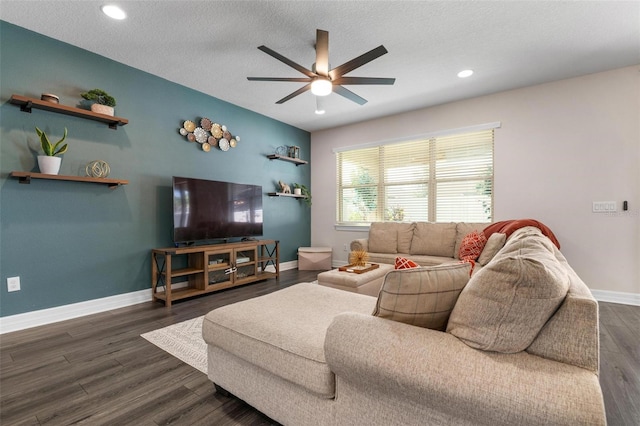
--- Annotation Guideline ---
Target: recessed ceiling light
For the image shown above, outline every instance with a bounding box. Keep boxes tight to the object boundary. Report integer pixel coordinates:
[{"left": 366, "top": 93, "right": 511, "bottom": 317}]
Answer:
[
  {"left": 457, "top": 69, "right": 474, "bottom": 78},
  {"left": 101, "top": 4, "right": 126, "bottom": 20}
]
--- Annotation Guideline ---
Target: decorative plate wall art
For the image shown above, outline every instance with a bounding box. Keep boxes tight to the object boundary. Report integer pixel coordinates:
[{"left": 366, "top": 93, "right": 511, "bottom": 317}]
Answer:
[{"left": 178, "top": 118, "right": 240, "bottom": 152}]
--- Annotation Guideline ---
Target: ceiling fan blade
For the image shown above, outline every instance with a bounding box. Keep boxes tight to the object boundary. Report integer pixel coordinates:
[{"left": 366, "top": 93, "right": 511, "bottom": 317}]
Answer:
[
  {"left": 315, "top": 29, "right": 329, "bottom": 76},
  {"left": 333, "top": 77, "right": 396, "bottom": 85},
  {"left": 248, "top": 77, "right": 312, "bottom": 82},
  {"left": 333, "top": 85, "right": 368, "bottom": 105},
  {"left": 258, "top": 45, "right": 316, "bottom": 78},
  {"left": 329, "top": 45, "right": 388, "bottom": 80},
  {"left": 276, "top": 83, "right": 312, "bottom": 104}
]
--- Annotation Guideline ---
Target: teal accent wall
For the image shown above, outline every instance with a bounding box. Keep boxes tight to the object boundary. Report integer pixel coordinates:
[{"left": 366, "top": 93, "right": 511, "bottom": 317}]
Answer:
[{"left": 0, "top": 22, "right": 311, "bottom": 317}]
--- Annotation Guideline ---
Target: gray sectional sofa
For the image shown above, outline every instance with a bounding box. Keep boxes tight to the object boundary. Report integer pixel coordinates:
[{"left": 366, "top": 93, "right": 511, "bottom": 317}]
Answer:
[{"left": 202, "top": 226, "right": 605, "bottom": 425}]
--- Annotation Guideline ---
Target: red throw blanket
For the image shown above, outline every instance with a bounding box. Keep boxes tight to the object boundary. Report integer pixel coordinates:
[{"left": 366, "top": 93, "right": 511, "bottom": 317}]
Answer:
[{"left": 483, "top": 219, "right": 560, "bottom": 249}]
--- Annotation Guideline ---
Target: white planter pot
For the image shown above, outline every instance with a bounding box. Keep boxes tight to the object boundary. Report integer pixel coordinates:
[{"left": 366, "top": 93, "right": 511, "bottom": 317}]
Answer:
[
  {"left": 293, "top": 188, "right": 302, "bottom": 195},
  {"left": 37, "top": 155, "right": 62, "bottom": 175},
  {"left": 91, "top": 104, "right": 114, "bottom": 116}
]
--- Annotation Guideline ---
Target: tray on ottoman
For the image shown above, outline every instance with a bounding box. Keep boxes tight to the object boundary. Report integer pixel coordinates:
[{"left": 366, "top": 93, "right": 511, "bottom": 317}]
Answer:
[{"left": 338, "top": 263, "right": 379, "bottom": 274}]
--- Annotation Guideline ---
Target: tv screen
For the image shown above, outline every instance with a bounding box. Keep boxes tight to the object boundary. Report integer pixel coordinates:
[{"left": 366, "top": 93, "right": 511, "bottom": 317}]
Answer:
[{"left": 173, "top": 177, "right": 263, "bottom": 243}]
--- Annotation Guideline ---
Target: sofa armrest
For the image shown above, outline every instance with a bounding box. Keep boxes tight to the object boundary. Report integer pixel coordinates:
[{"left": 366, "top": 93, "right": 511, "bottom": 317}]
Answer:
[
  {"left": 325, "top": 313, "right": 605, "bottom": 425},
  {"left": 350, "top": 238, "right": 368, "bottom": 252}
]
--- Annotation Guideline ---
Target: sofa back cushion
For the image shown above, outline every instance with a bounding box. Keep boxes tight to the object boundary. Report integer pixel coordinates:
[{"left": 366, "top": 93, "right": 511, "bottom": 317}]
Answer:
[
  {"left": 368, "top": 222, "right": 398, "bottom": 254},
  {"left": 446, "top": 233, "right": 570, "bottom": 353},
  {"left": 409, "top": 222, "right": 457, "bottom": 257},
  {"left": 396, "top": 222, "right": 416, "bottom": 253},
  {"left": 526, "top": 262, "right": 600, "bottom": 372},
  {"left": 373, "top": 263, "right": 471, "bottom": 331}
]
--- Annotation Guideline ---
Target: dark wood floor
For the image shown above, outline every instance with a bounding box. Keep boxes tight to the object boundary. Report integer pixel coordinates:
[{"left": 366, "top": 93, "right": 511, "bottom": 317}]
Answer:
[{"left": 1, "top": 269, "right": 638, "bottom": 425}]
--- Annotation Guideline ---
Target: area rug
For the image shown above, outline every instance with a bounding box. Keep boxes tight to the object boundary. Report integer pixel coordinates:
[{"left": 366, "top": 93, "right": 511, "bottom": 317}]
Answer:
[{"left": 141, "top": 316, "right": 207, "bottom": 374}]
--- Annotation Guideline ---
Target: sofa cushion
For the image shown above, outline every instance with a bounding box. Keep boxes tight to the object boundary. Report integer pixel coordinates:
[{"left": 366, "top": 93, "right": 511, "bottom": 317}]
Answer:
[
  {"left": 373, "top": 263, "right": 471, "bottom": 331},
  {"left": 446, "top": 235, "right": 570, "bottom": 353},
  {"left": 367, "top": 252, "right": 459, "bottom": 267},
  {"left": 394, "top": 256, "right": 420, "bottom": 269},
  {"left": 458, "top": 230, "right": 487, "bottom": 261},
  {"left": 202, "top": 283, "right": 377, "bottom": 398},
  {"left": 396, "top": 222, "right": 416, "bottom": 253},
  {"left": 477, "top": 232, "right": 506, "bottom": 265},
  {"left": 368, "top": 222, "right": 398, "bottom": 254},
  {"left": 410, "top": 222, "right": 457, "bottom": 257}
]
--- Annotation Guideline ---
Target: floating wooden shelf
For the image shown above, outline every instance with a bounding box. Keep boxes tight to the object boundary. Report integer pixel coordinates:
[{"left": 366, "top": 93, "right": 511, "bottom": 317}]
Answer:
[
  {"left": 9, "top": 94, "right": 128, "bottom": 129},
  {"left": 10, "top": 171, "right": 128, "bottom": 189},
  {"left": 266, "top": 154, "right": 308, "bottom": 166},
  {"left": 267, "top": 192, "right": 307, "bottom": 199}
]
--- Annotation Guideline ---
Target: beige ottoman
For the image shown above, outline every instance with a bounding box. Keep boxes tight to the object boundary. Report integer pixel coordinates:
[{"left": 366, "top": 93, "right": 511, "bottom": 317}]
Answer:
[
  {"left": 202, "top": 283, "right": 376, "bottom": 424},
  {"left": 317, "top": 264, "right": 394, "bottom": 296}
]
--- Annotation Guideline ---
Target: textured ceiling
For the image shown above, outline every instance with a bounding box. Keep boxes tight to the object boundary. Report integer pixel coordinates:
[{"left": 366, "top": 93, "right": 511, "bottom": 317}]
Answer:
[{"left": 1, "top": 1, "right": 639, "bottom": 132}]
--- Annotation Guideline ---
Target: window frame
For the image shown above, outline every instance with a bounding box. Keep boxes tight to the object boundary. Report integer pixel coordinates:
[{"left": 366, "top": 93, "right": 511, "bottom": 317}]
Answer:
[{"left": 334, "top": 122, "right": 499, "bottom": 227}]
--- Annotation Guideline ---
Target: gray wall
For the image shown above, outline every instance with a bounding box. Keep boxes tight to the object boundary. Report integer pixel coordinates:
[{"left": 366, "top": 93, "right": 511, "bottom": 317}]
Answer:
[{"left": 0, "top": 22, "right": 311, "bottom": 317}]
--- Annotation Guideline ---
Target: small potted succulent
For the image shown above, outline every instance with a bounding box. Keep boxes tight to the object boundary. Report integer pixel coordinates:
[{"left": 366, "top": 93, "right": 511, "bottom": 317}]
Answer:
[
  {"left": 293, "top": 183, "right": 312, "bottom": 206},
  {"left": 80, "top": 88, "right": 116, "bottom": 116},
  {"left": 35, "top": 127, "right": 68, "bottom": 175}
]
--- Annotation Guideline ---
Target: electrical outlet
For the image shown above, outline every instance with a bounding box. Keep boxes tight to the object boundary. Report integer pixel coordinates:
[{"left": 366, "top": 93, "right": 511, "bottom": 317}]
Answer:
[
  {"left": 7, "top": 276, "right": 20, "bottom": 292},
  {"left": 343, "top": 244, "right": 348, "bottom": 251}
]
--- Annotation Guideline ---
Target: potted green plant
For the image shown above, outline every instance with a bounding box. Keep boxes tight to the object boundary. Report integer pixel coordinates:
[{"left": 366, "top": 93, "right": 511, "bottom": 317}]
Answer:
[
  {"left": 293, "top": 183, "right": 312, "bottom": 206},
  {"left": 80, "top": 88, "right": 116, "bottom": 116},
  {"left": 35, "top": 127, "right": 68, "bottom": 175}
]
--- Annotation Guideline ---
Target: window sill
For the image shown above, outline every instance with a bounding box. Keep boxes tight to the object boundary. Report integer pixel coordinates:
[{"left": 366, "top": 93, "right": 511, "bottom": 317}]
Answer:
[{"left": 334, "top": 224, "right": 371, "bottom": 232}]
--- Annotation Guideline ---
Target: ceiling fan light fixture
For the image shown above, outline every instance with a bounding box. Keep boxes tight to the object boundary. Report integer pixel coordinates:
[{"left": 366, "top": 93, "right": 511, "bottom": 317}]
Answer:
[{"left": 311, "top": 78, "right": 332, "bottom": 96}]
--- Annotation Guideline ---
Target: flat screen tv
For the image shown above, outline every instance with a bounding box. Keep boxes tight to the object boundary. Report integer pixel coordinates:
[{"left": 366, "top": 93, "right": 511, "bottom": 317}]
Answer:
[{"left": 173, "top": 176, "right": 263, "bottom": 243}]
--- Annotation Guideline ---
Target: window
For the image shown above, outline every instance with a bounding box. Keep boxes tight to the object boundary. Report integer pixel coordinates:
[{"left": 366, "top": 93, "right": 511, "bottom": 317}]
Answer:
[{"left": 336, "top": 126, "right": 495, "bottom": 224}]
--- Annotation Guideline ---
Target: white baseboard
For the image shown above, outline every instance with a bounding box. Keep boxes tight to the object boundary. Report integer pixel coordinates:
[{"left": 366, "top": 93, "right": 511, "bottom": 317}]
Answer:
[
  {"left": 264, "top": 260, "right": 297, "bottom": 272},
  {"left": 0, "top": 261, "right": 299, "bottom": 334},
  {"left": 0, "top": 288, "right": 152, "bottom": 334},
  {"left": 591, "top": 289, "right": 640, "bottom": 306}
]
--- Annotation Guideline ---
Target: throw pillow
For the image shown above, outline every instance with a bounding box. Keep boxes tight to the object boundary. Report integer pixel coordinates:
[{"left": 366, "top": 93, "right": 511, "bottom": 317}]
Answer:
[
  {"left": 394, "top": 256, "right": 420, "bottom": 270},
  {"left": 454, "top": 222, "right": 488, "bottom": 259},
  {"left": 373, "top": 263, "right": 471, "bottom": 331},
  {"left": 477, "top": 232, "right": 507, "bottom": 265},
  {"left": 458, "top": 230, "right": 487, "bottom": 261},
  {"left": 446, "top": 236, "right": 570, "bottom": 353},
  {"left": 368, "top": 223, "right": 398, "bottom": 254}
]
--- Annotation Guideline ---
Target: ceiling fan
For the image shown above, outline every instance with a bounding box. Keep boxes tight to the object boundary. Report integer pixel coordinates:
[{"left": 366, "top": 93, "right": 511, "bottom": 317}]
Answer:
[{"left": 247, "top": 29, "right": 395, "bottom": 105}]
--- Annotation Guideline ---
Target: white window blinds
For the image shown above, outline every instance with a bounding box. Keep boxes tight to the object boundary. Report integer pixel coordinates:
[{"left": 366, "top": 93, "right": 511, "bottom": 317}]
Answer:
[{"left": 336, "top": 127, "right": 494, "bottom": 224}]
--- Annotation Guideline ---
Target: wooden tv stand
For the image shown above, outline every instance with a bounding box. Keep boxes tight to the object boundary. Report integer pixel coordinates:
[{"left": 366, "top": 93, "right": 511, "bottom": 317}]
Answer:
[{"left": 151, "top": 240, "right": 279, "bottom": 306}]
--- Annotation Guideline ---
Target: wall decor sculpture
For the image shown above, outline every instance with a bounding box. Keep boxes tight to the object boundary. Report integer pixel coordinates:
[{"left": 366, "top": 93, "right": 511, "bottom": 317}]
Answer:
[{"left": 178, "top": 118, "right": 240, "bottom": 152}]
